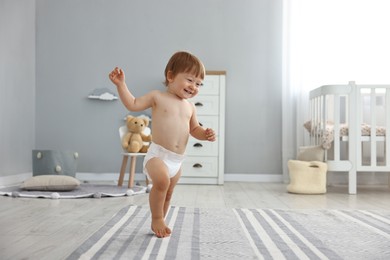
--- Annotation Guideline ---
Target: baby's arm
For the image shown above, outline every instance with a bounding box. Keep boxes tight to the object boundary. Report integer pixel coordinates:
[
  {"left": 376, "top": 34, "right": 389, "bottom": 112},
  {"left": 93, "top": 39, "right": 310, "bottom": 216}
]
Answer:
[
  {"left": 109, "top": 67, "right": 155, "bottom": 111},
  {"left": 205, "top": 128, "right": 216, "bottom": 141},
  {"left": 189, "top": 104, "right": 216, "bottom": 141},
  {"left": 191, "top": 126, "right": 216, "bottom": 141}
]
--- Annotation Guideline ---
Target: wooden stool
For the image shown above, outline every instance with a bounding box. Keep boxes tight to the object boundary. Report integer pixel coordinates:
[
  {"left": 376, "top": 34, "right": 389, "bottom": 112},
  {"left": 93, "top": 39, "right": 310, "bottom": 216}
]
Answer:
[{"left": 118, "top": 153, "right": 148, "bottom": 188}]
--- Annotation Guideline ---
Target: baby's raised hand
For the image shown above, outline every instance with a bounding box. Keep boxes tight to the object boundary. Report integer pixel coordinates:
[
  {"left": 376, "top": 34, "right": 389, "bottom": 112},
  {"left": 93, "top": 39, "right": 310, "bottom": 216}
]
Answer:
[
  {"left": 109, "top": 67, "right": 125, "bottom": 85},
  {"left": 205, "top": 128, "right": 216, "bottom": 142}
]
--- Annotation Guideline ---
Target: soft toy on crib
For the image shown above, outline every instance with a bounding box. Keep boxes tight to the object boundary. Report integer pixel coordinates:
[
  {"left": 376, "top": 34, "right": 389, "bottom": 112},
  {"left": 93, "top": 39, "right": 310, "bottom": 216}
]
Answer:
[{"left": 122, "top": 115, "right": 152, "bottom": 153}]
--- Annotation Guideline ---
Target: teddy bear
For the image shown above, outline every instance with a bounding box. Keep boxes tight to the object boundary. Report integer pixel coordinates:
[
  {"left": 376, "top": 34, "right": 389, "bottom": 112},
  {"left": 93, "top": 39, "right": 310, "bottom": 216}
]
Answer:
[{"left": 122, "top": 115, "right": 152, "bottom": 153}]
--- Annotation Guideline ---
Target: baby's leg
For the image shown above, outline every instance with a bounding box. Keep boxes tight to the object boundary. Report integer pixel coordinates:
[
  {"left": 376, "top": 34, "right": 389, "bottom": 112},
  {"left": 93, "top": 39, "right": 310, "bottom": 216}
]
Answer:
[
  {"left": 163, "top": 169, "right": 181, "bottom": 217},
  {"left": 145, "top": 158, "right": 171, "bottom": 238}
]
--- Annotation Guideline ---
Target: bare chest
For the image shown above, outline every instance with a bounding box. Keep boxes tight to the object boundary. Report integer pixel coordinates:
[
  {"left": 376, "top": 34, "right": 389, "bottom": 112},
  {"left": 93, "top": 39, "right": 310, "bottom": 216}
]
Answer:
[{"left": 156, "top": 96, "right": 192, "bottom": 119}]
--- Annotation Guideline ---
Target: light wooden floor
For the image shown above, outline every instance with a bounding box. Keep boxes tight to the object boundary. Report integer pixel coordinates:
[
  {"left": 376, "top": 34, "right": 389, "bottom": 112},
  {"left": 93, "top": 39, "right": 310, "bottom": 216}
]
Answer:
[{"left": 1, "top": 182, "right": 390, "bottom": 260}]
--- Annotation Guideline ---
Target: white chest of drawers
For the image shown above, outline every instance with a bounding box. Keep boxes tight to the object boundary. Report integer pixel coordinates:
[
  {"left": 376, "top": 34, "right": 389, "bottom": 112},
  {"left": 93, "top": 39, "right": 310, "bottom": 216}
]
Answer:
[{"left": 180, "top": 71, "right": 225, "bottom": 185}]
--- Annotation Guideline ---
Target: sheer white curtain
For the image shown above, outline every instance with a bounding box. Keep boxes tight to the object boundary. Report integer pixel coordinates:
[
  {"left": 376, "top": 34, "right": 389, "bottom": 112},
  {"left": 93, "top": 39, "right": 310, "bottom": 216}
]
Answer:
[{"left": 282, "top": 0, "right": 390, "bottom": 182}]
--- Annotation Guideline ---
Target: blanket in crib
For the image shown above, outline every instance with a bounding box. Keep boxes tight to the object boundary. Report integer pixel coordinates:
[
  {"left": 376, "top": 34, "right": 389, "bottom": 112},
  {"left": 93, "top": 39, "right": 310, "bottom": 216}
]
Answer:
[{"left": 304, "top": 121, "right": 386, "bottom": 149}]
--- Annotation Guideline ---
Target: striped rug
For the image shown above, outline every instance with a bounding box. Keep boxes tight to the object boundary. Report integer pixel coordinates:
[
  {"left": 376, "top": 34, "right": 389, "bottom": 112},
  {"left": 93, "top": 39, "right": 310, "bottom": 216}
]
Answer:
[{"left": 67, "top": 206, "right": 390, "bottom": 259}]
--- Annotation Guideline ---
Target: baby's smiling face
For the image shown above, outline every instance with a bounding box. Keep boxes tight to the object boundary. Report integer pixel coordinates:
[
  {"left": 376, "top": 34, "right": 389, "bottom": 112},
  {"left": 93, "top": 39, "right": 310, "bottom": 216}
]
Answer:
[{"left": 167, "top": 72, "right": 203, "bottom": 99}]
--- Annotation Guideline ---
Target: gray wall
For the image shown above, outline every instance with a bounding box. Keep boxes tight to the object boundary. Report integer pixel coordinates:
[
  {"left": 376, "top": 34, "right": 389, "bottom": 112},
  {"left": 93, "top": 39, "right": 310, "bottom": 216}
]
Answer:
[
  {"left": 0, "top": 0, "right": 35, "bottom": 177},
  {"left": 2, "top": 0, "right": 283, "bottom": 178}
]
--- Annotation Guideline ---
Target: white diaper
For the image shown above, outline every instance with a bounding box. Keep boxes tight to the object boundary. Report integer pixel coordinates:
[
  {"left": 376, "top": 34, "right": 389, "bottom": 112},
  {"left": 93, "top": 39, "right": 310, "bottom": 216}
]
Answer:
[{"left": 143, "top": 142, "right": 186, "bottom": 181}]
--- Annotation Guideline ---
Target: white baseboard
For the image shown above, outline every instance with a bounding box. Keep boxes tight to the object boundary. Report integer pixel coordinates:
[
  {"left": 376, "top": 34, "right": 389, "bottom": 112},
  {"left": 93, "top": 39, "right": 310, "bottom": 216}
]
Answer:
[
  {"left": 0, "top": 172, "right": 285, "bottom": 186},
  {"left": 224, "top": 173, "right": 283, "bottom": 182},
  {"left": 77, "top": 172, "right": 284, "bottom": 183},
  {"left": 327, "top": 171, "right": 390, "bottom": 185},
  {"left": 76, "top": 172, "right": 147, "bottom": 183},
  {"left": 0, "top": 172, "right": 32, "bottom": 187},
  {"left": 2, "top": 172, "right": 386, "bottom": 187},
  {"left": 0, "top": 172, "right": 145, "bottom": 187},
  {"left": 77, "top": 172, "right": 285, "bottom": 183}
]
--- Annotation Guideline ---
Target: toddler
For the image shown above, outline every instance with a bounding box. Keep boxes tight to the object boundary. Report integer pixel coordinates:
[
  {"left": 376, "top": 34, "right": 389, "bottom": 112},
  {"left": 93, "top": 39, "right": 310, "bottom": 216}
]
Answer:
[{"left": 109, "top": 51, "right": 216, "bottom": 238}]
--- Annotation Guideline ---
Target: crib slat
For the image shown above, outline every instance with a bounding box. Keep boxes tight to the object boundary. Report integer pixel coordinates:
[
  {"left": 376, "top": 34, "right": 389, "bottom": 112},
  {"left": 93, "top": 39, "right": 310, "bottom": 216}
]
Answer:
[
  {"left": 386, "top": 89, "right": 390, "bottom": 166},
  {"left": 315, "top": 97, "right": 318, "bottom": 146},
  {"left": 320, "top": 95, "right": 325, "bottom": 147},
  {"left": 356, "top": 85, "right": 362, "bottom": 169},
  {"left": 333, "top": 94, "right": 340, "bottom": 161},
  {"left": 370, "top": 89, "right": 377, "bottom": 167},
  {"left": 348, "top": 81, "right": 358, "bottom": 194},
  {"left": 313, "top": 95, "right": 324, "bottom": 147},
  {"left": 322, "top": 95, "right": 327, "bottom": 161},
  {"left": 310, "top": 95, "right": 319, "bottom": 146},
  {"left": 310, "top": 96, "right": 316, "bottom": 145}
]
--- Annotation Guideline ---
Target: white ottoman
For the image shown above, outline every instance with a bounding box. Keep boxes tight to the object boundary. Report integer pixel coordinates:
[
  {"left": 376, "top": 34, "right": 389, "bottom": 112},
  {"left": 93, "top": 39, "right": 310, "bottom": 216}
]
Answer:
[{"left": 287, "top": 160, "right": 327, "bottom": 194}]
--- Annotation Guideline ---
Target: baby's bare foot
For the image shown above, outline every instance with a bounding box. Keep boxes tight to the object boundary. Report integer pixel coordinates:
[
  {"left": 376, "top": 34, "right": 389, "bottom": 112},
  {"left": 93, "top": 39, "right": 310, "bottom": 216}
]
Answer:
[{"left": 151, "top": 218, "right": 171, "bottom": 238}]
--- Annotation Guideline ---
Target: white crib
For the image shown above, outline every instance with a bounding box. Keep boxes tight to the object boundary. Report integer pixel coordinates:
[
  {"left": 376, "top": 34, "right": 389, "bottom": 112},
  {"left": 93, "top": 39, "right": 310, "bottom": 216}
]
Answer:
[{"left": 307, "top": 81, "right": 390, "bottom": 194}]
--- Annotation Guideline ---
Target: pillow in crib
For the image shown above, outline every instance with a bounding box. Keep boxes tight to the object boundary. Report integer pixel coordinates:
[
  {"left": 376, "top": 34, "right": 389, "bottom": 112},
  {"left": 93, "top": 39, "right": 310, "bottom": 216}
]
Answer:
[
  {"left": 20, "top": 175, "right": 80, "bottom": 191},
  {"left": 297, "top": 145, "right": 324, "bottom": 162}
]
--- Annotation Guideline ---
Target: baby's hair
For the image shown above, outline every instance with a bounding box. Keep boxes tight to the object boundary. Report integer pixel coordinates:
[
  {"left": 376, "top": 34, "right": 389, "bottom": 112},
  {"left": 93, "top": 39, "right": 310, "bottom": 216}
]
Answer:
[{"left": 164, "top": 51, "right": 205, "bottom": 86}]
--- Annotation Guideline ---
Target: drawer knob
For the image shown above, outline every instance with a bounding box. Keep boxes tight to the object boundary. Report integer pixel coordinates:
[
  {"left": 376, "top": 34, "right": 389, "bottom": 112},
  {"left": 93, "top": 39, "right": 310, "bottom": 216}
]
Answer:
[
  {"left": 195, "top": 102, "right": 203, "bottom": 107},
  {"left": 193, "top": 143, "right": 203, "bottom": 148},
  {"left": 193, "top": 163, "right": 203, "bottom": 168}
]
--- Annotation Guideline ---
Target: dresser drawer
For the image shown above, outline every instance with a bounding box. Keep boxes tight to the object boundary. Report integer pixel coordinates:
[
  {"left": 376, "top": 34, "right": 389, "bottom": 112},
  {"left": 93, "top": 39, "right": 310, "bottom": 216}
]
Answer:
[
  {"left": 180, "top": 72, "right": 225, "bottom": 184},
  {"left": 197, "top": 115, "right": 219, "bottom": 134},
  {"left": 182, "top": 157, "right": 218, "bottom": 177},
  {"left": 190, "top": 96, "right": 219, "bottom": 115},
  {"left": 186, "top": 139, "right": 218, "bottom": 156},
  {"left": 202, "top": 76, "right": 220, "bottom": 95}
]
